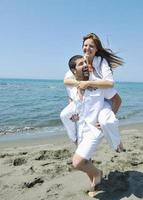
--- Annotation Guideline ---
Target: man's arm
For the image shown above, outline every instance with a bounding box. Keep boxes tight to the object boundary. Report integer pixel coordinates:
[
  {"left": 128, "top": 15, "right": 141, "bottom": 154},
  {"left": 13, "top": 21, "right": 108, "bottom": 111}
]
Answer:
[{"left": 110, "top": 93, "right": 122, "bottom": 114}]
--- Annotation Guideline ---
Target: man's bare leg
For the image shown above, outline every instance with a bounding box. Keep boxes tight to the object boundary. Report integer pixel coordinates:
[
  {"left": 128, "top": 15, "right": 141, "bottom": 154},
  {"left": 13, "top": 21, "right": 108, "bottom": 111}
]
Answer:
[{"left": 72, "top": 154, "right": 102, "bottom": 189}]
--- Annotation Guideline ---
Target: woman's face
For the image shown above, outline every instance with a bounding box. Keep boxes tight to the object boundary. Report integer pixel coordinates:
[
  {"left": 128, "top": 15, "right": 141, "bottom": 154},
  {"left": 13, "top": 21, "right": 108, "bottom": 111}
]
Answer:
[{"left": 83, "top": 38, "right": 98, "bottom": 59}]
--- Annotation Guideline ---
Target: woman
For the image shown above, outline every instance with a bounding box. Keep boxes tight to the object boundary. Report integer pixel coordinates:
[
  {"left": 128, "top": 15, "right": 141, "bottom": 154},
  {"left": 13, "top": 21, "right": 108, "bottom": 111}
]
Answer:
[
  {"left": 64, "top": 33, "right": 124, "bottom": 197},
  {"left": 64, "top": 33, "right": 123, "bottom": 88}
]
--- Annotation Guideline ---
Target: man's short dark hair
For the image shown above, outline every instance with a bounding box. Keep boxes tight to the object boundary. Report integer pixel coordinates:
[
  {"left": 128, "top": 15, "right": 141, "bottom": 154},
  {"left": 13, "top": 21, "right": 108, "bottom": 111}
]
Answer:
[{"left": 68, "top": 55, "right": 83, "bottom": 73}]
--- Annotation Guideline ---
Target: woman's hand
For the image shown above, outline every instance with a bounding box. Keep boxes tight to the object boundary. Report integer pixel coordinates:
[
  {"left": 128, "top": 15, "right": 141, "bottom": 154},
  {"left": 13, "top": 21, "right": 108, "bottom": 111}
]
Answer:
[{"left": 78, "top": 81, "right": 89, "bottom": 89}]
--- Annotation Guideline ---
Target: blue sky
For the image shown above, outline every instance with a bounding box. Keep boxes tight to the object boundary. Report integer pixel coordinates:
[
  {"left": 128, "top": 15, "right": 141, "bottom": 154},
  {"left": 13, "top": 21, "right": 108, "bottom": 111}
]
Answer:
[{"left": 0, "top": 0, "right": 143, "bottom": 82}]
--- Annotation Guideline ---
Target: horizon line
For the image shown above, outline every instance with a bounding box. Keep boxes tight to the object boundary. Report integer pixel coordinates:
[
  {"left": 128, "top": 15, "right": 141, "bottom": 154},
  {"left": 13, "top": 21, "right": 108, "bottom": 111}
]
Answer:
[{"left": 0, "top": 77, "right": 143, "bottom": 83}]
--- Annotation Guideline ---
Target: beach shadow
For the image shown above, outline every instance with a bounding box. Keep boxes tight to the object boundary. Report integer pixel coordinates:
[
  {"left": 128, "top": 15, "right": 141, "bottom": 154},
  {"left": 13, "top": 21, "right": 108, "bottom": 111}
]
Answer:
[{"left": 95, "top": 170, "right": 143, "bottom": 200}]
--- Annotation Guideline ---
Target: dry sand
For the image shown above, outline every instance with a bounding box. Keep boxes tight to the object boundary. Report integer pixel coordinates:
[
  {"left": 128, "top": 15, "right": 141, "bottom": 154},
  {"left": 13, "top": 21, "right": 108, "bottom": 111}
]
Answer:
[{"left": 0, "top": 123, "right": 143, "bottom": 200}]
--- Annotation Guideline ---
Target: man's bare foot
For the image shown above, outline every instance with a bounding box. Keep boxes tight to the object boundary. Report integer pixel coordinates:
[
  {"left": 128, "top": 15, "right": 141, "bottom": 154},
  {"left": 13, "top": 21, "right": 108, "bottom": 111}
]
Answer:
[
  {"left": 92, "top": 170, "right": 103, "bottom": 188},
  {"left": 88, "top": 170, "right": 103, "bottom": 198}
]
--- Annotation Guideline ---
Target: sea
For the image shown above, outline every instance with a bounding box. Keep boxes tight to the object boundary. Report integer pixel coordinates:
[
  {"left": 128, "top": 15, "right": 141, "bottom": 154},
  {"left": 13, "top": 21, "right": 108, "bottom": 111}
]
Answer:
[{"left": 0, "top": 78, "right": 143, "bottom": 141}]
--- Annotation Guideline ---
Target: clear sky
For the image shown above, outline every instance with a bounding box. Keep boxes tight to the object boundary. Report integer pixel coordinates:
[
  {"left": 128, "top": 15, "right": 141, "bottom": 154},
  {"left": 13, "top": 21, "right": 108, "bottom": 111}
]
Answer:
[{"left": 0, "top": 0, "right": 143, "bottom": 82}]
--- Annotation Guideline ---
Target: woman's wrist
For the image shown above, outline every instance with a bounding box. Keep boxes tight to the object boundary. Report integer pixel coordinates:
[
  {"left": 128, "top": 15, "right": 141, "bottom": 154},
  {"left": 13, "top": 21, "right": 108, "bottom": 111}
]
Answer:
[
  {"left": 75, "top": 80, "right": 80, "bottom": 87},
  {"left": 87, "top": 80, "right": 99, "bottom": 89},
  {"left": 86, "top": 80, "right": 91, "bottom": 88}
]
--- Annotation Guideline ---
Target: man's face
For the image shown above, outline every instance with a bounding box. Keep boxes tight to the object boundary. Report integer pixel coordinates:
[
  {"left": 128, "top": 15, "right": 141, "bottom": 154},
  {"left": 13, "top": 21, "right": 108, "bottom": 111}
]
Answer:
[{"left": 74, "top": 58, "right": 89, "bottom": 80}]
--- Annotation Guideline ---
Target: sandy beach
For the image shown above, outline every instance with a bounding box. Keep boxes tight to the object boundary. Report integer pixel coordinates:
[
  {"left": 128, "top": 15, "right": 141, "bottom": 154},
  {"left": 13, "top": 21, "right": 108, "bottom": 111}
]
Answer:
[{"left": 0, "top": 123, "right": 143, "bottom": 200}]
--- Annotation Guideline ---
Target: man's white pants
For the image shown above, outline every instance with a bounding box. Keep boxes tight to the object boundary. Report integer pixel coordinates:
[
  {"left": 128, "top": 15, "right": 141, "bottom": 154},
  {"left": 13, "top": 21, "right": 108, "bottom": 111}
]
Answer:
[
  {"left": 60, "top": 101, "right": 121, "bottom": 151},
  {"left": 76, "top": 123, "right": 103, "bottom": 160}
]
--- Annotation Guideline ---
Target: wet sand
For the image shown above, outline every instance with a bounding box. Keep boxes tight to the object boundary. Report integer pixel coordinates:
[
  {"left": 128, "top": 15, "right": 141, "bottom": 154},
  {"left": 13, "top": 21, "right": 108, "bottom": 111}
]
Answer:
[{"left": 0, "top": 123, "right": 143, "bottom": 200}]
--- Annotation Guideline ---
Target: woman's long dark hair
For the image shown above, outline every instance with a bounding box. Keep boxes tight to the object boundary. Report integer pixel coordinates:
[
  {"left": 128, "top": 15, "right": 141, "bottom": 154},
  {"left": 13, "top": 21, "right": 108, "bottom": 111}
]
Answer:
[{"left": 83, "top": 33, "right": 124, "bottom": 69}]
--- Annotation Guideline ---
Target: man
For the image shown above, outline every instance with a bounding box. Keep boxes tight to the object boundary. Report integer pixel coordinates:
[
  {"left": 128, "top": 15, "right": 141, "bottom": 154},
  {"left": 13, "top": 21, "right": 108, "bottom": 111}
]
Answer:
[{"left": 60, "top": 55, "right": 123, "bottom": 151}]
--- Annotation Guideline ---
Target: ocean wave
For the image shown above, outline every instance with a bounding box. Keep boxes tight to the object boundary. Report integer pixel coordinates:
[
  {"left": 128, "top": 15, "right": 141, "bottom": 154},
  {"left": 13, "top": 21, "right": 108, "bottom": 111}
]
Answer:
[
  {"left": 0, "top": 118, "right": 63, "bottom": 136},
  {"left": 118, "top": 108, "right": 143, "bottom": 121},
  {"left": 0, "top": 126, "right": 35, "bottom": 136}
]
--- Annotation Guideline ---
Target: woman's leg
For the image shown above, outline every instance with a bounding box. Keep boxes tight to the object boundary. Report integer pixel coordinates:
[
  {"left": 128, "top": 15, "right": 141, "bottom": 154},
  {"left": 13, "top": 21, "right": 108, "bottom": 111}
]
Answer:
[
  {"left": 98, "top": 101, "right": 123, "bottom": 151},
  {"left": 60, "top": 102, "right": 77, "bottom": 142}
]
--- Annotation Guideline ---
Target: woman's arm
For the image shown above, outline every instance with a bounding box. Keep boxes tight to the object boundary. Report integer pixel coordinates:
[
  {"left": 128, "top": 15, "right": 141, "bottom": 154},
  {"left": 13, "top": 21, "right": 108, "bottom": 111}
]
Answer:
[
  {"left": 64, "top": 78, "right": 80, "bottom": 87},
  {"left": 80, "top": 57, "right": 114, "bottom": 89},
  {"left": 64, "top": 78, "right": 114, "bottom": 89},
  {"left": 64, "top": 57, "right": 114, "bottom": 89},
  {"left": 78, "top": 80, "right": 114, "bottom": 89}
]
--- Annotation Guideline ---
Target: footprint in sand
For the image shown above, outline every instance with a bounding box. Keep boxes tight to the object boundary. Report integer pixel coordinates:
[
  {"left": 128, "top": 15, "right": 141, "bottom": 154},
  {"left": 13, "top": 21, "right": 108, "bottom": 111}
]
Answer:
[
  {"left": 110, "top": 155, "right": 119, "bottom": 162},
  {"left": 129, "top": 152, "right": 143, "bottom": 166},
  {"left": 0, "top": 153, "right": 14, "bottom": 158},
  {"left": 95, "top": 160, "right": 102, "bottom": 165},
  {"left": 42, "top": 164, "right": 69, "bottom": 179},
  {"left": 46, "top": 183, "right": 63, "bottom": 198},
  {"left": 13, "top": 157, "right": 27, "bottom": 166},
  {"left": 130, "top": 159, "right": 143, "bottom": 166},
  {"left": 126, "top": 148, "right": 133, "bottom": 152},
  {"left": 18, "top": 152, "right": 28, "bottom": 155},
  {"left": 35, "top": 149, "right": 71, "bottom": 161},
  {"left": 22, "top": 177, "right": 44, "bottom": 188}
]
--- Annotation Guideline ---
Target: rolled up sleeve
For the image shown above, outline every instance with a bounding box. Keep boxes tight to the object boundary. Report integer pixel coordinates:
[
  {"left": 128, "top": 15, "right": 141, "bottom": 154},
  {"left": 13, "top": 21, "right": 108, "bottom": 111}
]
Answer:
[{"left": 101, "top": 58, "right": 114, "bottom": 82}]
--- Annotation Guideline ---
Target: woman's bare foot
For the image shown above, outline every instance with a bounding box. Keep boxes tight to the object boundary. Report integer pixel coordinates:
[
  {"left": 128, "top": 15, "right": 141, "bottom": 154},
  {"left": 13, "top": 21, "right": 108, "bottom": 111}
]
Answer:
[
  {"left": 88, "top": 170, "right": 103, "bottom": 198},
  {"left": 116, "top": 142, "right": 125, "bottom": 153}
]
